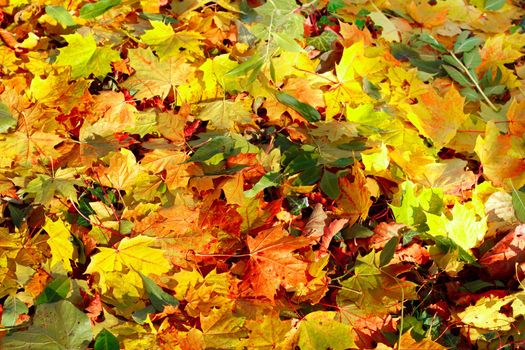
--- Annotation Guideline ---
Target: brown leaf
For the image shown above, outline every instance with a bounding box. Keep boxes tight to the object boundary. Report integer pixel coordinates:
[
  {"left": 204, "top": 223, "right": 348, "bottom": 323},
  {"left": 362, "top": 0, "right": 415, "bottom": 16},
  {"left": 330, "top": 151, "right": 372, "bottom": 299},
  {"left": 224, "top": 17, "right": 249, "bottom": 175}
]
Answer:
[
  {"left": 479, "top": 225, "right": 525, "bottom": 279},
  {"left": 304, "top": 203, "right": 327, "bottom": 238}
]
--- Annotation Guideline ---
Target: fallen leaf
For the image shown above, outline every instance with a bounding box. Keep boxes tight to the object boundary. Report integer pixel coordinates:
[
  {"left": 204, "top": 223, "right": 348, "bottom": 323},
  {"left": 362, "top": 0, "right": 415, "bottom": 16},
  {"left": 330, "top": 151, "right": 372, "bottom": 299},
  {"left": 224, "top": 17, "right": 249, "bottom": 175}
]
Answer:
[
  {"left": 240, "top": 225, "right": 312, "bottom": 301},
  {"left": 479, "top": 225, "right": 525, "bottom": 279}
]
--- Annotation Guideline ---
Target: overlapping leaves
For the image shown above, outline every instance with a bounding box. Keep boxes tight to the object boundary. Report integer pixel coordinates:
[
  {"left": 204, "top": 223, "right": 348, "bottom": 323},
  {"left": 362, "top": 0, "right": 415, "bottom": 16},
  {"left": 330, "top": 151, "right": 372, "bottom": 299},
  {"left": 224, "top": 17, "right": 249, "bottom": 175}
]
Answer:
[{"left": 0, "top": 0, "right": 524, "bottom": 349}]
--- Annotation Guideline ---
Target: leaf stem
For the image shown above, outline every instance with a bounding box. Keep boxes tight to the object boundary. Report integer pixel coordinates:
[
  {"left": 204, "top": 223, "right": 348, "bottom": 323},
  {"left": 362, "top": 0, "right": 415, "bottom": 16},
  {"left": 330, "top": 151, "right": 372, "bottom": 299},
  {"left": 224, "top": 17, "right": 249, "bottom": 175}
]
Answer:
[{"left": 448, "top": 51, "right": 499, "bottom": 112}]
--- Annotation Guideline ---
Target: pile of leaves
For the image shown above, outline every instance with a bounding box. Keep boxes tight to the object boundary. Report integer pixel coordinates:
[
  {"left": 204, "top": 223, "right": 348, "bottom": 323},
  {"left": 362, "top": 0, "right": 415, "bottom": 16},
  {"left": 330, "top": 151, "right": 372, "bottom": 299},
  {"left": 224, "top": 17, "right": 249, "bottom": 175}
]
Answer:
[{"left": 1, "top": 0, "right": 525, "bottom": 348}]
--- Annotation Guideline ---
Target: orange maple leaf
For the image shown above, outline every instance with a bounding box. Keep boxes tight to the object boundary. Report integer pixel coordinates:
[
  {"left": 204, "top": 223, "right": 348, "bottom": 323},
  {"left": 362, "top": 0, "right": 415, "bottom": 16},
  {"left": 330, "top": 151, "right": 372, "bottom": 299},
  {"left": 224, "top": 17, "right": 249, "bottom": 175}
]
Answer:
[{"left": 240, "top": 225, "right": 313, "bottom": 302}]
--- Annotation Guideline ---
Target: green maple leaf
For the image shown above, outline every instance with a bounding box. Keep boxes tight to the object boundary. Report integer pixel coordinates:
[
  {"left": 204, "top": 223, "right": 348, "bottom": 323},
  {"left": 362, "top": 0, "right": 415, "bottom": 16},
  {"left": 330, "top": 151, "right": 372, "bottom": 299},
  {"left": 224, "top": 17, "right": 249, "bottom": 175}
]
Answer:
[
  {"left": 23, "top": 169, "right": 83, "bottom": 205},
  {"left": 141, "top": 20, "right": 204, "bottom": 59},
  {"left": 1, "top": 300, "right": 92, "bottom": 350},
  {"left": 54, "top": 33, "right": 120, "bottom": 79}
]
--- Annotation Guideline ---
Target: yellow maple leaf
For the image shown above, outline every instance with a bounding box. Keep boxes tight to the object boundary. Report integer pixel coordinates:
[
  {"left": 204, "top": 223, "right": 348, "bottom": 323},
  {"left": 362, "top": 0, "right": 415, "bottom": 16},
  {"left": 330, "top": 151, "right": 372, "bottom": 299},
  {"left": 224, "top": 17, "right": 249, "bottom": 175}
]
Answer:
[
  {"left": 141, "top": 149, "right": 193, "bottom": 191},
  {"left": 324, "top": 41, "right": 385, "bottom": 118},
  {"left": 29, "top": 69, "right": 90, "bottom": 114},
  {"left": 458, "top": 296, "right": 515, "bottom": 331},
  {"left": 86, "top": 235, "right": 170, "bottom": 290},
  {"left": 479, "top": 33, "right": 525, "bottom": 70},
  {"left": 43, "top": 218, "right": 75, "bottom": 272},
  {"left": 401, "top": 86, "right": 467, "bottom": 149},
  {"left": 199, "top": 54, "right": 241, "bottom": 99},
  {"left": 475, "top": 121, "right": 525, "bottom": 189},
  {"left": 240, "top": 312, "right": 292, "bottom": 349},
  {"left": 141, "top": 20, "right": 204, "bottom": 59},
  {"left": 382, "top": 67, "right": 428, "bottom": 106},
  {"left": 507, "top": 98, "right": 525, "bottom": 137},
  {"left": 124, "top": 48, "right": 195, "bottom": 100},
  {"left": 96, "top": 149, "right": 140, "bottom": 191},
  {"left": 427, "top": 202, "right": 487, "bottom": 252},
  {"left": 198, "top": 99, "right": 254, "bottom": 131}
]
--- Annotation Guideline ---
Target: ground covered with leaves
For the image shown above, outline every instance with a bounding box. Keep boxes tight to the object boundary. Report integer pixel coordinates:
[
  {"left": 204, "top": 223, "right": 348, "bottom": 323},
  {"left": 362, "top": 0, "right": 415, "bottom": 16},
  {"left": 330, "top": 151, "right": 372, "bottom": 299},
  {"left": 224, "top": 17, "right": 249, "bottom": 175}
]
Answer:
[{"left": 1, "top": 0, "right": 525, "bottom": 349}]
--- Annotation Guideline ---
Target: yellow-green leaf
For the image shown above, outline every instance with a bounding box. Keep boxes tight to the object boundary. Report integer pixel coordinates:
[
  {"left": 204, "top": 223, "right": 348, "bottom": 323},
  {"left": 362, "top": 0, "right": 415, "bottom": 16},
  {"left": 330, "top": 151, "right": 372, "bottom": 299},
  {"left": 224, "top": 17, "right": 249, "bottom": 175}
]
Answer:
[
  {"left": 427, "top": 202, "right": 487, "bottom": 252},
  {"left": 141, "top": 21, "right": 204, "bottom": 59},
  {"left": 54, "top": 33, "right": 120, "bottom": 79}
]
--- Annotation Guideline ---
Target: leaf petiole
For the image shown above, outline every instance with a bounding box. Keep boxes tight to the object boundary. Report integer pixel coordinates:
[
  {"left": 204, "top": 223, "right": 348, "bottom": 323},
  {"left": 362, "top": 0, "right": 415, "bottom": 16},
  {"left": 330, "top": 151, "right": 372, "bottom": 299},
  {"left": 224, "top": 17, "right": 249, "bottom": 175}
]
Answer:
[{"left": 448, "top": 51, "right": 499, "bottom": 112}]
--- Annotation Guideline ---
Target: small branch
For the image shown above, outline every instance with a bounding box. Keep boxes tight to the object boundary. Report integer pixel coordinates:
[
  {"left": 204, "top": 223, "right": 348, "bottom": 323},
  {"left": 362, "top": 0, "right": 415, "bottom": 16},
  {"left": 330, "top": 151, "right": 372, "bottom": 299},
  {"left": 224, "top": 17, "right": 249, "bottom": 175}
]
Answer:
[{"left": 448, "top": 51, "right": 499, "bottom": 112}]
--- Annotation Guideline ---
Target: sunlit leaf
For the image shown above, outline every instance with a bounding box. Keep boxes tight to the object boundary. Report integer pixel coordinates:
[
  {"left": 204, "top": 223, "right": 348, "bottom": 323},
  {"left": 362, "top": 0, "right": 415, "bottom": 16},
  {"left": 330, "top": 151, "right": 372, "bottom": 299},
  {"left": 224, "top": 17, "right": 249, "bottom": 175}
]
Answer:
[{"left": 54, "top": 33, "right": 120, "bottom": 79}]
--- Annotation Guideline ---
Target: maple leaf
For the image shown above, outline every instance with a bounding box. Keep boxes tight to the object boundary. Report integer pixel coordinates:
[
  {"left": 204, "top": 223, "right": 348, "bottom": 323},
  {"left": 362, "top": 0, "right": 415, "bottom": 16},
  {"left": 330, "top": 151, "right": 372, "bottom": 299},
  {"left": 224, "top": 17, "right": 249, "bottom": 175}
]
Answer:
[
  {"left": 91, "top": 91, "right": 137, "bottom": 126},
  {"left": 200, "top": 307, "right": 247, "bottom": 349},
  {"left": 479, "top": 33, "right": 525, "bottom": 71},
  {"left": 395, "top": 331, "right": 447, "bottom": 349},
  {"left": 23, "top": 168, "right": 83, "bottom": 205},
  {"left": 43, "top": 217, "right": 76, "bottom": 272},
  {"left": 2, "top": 130, "right": 64, "bottom": 167},
  {"left": 124, "top": 48, "right": 195, "bottom": 99},
  {"left": 507, "top": 98, "right": 525, "bottom": 137},
  {"left": 427, "top": 202, "right": 487, "bottom": 252},
  {"left": 141, "top": 20, "right": 204, "bottom": 59},
  {"left": 475, "top": 121, "right": 525, "bottom": 189},
  {"left": 458, "top": 295, "right": 515, "bottom": 331},
  {"left": 95, "top": 148, "right": 140, "bottom": 191},
  {"left": 479, "top": 225, "right": 525, "bottom": 279},
  {"left": 174, "top": 269, "right": 234, "bottom": 317},
  {"left": 197, "top": 99, "right": 254, "bottom": 131},
  {"left": 384, "top": 67, "right": 428, "bottom": 105},
  {"left": 324, "top": 41, "right": 384, "bottom": 118},
  {"left": 86, "top": 235, "right": 170, "bottom": 291},
  {"left": 54, "top": 33, "right": 120, "bottom": 79},
  {"left": 337, "top": 251, "right": 418, "bottom": 314},
  {"left": 400, "top": 86, "right": 467, "bottom": 149},
  {"left": 240, "top": 225, "right": 312, "bottom": 301},
  {"left": 156, "top": 110, "right": 187, "bottom": 144},
  {"left": 199, "top": 54, "right": 242, "bottom": 98},
  {"left": 334, "top": 165, "right": 372, "bottom": 227},
  {"left": 29, "top": 69, "right": 90, "bottom": 113},
  {"left": 0, "top": 300, "right": 93, "bottom": 349},
  {"left": 240, "top": 312, "right": 292, "bottom": 349},
  {"left": 335, "top": 302, "right": 396, "bottom": 349},
  {"left": 294, "top": 311, "right": 356, "bottom": 350},
  {"left": 391, "top": 180, "right": 443, "bottom": 229},
  {"left": 141, "top": 149, "right": 194, "bottom": 191}
]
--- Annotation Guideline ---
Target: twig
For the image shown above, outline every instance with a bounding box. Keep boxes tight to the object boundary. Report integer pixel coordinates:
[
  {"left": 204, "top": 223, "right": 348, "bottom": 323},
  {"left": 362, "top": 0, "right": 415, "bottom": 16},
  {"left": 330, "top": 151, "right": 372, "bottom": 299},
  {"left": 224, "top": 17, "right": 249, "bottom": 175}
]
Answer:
[{"left": 448, "top": 51, "right": 499, "bottom": 112}]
